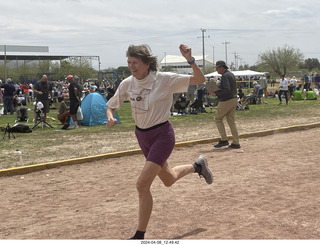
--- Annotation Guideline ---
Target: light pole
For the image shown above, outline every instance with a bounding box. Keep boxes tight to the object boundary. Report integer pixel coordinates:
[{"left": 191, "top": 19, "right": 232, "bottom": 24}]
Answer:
[
  {"left": 202, "top": 29, "right": 206, "bottom": 72},
  {"left": 222, "top": 41, "right": 230, "bottom": 65}
]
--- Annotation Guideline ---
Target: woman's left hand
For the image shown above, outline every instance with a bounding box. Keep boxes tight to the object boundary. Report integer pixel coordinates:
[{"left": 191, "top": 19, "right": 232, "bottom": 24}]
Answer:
[{"left": 179, "top": 44, "right": 192, "bottom": 61}]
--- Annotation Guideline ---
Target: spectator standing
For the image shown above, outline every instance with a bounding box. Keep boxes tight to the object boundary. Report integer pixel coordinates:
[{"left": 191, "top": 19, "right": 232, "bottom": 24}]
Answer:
[
  {"left": 213, "top": 60, "right": 240, "bottom": 149},
  {"left": 22, "top": 82, "right": 30, "bottom": 104},
  {"left": 114, "top": 77, "right": 122, "bottom": 91},
  {"left": 196, "top": 82, "right": 206, "bottom": 113},
  {"left": 1, "top": 78, "right": 16, "bottom": 115},
  {"left": 67, "top": 75, "right": 81, "bottom": 129},
  {"left": 289, "top": 76, "right": 297, "bottom": 98},
  {"left": 0, "top": 79, "right": 3, "bottom": 104},
  {"left": 29, "top": 82, "right": 34, "bottom": 101},
  {"left": 314, "top": 74, "right": 320, "bottom": 89},
  {"left": 33, "top": 75, "right": 53, "bottom": 126},
  {"left": 258, "top": 76, "right": 268, "bottom": 97},
  {"left": 14, "top": 82, "right": 21, "bottom": 96},
  {"left": 186, "top": 84, "right": 196, "bottom": 111},
  {"left": 302, "top": 74, "right": 310, "bottom": 90},
  {"left": 278, "top": 75, "right": 289, "bottom": 105},
  {"left": 252, "top": 81, "right": 261, "bottom": 97}
]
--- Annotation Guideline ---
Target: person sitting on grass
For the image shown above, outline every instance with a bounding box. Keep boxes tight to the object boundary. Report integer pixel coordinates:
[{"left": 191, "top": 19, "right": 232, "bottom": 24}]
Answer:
[
  {"left": 57, "top": 94, "right": 71, "bottom": 129},
  {"left": 238, "top": 88, "right": 245, "bottom": 102},
  {"left": 292, "top": 87, "right": 303, "bottom": 100},
  {"left": 306, "top": 88, "right": 317, "bottom": 100}
]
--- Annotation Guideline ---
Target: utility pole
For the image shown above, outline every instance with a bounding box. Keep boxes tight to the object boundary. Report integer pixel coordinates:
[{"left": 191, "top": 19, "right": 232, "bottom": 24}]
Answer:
[
  {"left": 239, "top": 57, "right": 243, "bottom": 67},
  {"left": 198, "top": 28, "right": 210, "bottom": 73},
  {"left": 212, "top": 46, "right": 215, "bottom": 68},
  {"left": 233, "top": 52, "right": 239, "bottom": 70},
  {"left": 4, "top": 45, "right": 7, "bottom": 81},
  {"left": 222, "top": 41, "right": 230, "bottom": 65}
]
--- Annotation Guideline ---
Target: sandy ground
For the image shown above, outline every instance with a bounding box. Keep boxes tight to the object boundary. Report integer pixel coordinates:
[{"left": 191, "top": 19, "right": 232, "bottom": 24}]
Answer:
[{"left": 0, "top": 127, "right": 320, "bottom": 240}]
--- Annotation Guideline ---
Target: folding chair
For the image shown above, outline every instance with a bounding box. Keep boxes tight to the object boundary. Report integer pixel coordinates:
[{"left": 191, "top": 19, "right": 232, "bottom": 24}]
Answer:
[{"left": 174, "top": 99, "right": 189, "bottom": 115}]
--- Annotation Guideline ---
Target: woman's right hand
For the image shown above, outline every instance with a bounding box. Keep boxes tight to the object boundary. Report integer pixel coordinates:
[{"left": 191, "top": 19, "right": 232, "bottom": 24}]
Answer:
[{"left": 106, "top": 117, "right": 117, "bottom": 128}]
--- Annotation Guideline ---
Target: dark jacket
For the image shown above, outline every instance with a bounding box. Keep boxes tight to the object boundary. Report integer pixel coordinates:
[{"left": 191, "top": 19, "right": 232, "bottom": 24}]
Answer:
[
  {"left": 1, "top": 83, "right": 16, "bottom": 97},
  {"left": 215, "top": 70, "right": 237, "bottom": 101},
  {"left": 34, "top": 81, "right": 53, "bottom": 100}
]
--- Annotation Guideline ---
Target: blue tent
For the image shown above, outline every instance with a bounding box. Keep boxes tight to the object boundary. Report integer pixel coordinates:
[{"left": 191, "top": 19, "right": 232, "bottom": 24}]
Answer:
[{"left": 80, "top": 92, "right": 120, "bottom": 126}]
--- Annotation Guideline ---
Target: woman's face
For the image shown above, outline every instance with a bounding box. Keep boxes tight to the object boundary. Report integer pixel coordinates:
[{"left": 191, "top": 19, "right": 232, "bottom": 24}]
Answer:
[{"left": 127, "top": 56, "right": 150, "bottom": 80}]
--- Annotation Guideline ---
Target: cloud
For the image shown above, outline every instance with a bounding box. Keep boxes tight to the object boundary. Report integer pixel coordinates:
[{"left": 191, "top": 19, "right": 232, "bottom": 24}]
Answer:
[
  {"left": 1, "top": 0, "right": 320, "bottom": 69},
  {"left": 265, "top": 6, "right": 310, "bottom": 18}
]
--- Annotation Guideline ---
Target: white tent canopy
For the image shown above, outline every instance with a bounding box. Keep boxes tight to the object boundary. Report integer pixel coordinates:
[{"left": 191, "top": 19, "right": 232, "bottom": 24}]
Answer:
[
  {"left": 205, "top": 70, "right": 265, "bottom": 78},
  {"left": 204, "top": 71, "right": 221, "bottom": 78},
  {"left": 233, "top": 70, "right": 266, "bottom": 77}
]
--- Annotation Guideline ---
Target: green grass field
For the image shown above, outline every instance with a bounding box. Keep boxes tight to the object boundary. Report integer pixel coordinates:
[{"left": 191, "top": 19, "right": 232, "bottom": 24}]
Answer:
[{"left": 1, "top": 91, "right": 320, "bottom": 170}]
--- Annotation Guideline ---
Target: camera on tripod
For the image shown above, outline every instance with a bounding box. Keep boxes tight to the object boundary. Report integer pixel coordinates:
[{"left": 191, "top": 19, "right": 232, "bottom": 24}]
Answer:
[
  {"left": 3, "top": 123, "right": 15, "bottom": 139},
  {"left": 35, "top": 102, "right": 45, "bottom": 120},
  {"left": 32, "top": 101, "right": 53, "bottom": 129}
]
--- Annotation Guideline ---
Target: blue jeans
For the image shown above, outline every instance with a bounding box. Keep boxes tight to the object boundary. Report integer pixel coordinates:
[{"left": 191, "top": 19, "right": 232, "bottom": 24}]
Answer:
[{"left": 4, "top": 96, "right": 14, "bottom": 114}]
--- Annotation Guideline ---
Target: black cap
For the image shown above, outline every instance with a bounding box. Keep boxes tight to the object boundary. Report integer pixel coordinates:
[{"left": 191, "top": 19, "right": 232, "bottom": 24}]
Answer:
[{"left": 215, "top": 60, "right": 229, "bottom": 69}]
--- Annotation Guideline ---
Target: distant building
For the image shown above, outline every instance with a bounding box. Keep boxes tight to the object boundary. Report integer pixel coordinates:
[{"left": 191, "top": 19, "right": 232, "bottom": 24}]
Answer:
[
  {"left": 0, "top": 44, "right": 99, "bottom": 74},
  {"left": 159, "top": 55, "right": 213, "bottom": 74}
]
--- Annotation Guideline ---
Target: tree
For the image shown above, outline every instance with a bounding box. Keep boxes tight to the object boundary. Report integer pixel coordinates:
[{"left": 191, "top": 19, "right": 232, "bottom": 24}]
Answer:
[
  {"left": 69, "top": 57, "right": 95, "bottom": 82},
  {"left": 1, "top": 58, "right": 96, "bottom": 83},
  {"left": 115, "top": 66, "right": 131, "bottom": 78},
  {"left": 160, "top": 65, "right": 175, "bottom": 72},
  {"left": 38, "top": 60, "right": 51, "bottom": 75},
  {"left": 258, "top": 44, "right": 304, "bottom": 76},
  {"left": 300, "top": 58, "right": 320, "bottom": 71}
]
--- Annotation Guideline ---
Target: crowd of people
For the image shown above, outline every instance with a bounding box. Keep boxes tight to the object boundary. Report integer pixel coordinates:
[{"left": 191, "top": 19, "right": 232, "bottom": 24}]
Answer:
[
  {"left": 1, "top": 71, "right": 319, "bottom": 130},
  {"left": 0, "top": 75, "right": 123, "bottom": 129},
  {"left": 232, "top": 73, "right": 319, "bottom": 109}
]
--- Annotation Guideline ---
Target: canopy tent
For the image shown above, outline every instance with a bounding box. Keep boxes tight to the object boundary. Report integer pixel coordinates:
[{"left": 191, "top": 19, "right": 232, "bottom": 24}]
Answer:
[
  {"left": 205, "top": 70, "right": 265, "bottom": 78},
  {"left": 204, "top": 71, "right": 221, "bottom": 78},
  {"left": 232, "top": 70, "right": 266, "bottom": 77}
]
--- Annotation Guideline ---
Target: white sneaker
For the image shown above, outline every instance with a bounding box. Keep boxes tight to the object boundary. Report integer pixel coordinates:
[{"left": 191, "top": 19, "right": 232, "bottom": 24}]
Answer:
[{"left": 69, "top": 122, "right": 79, "bottom": 129}]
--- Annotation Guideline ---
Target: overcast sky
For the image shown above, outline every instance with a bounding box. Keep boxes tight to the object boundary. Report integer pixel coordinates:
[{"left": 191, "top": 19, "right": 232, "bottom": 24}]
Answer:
[{"left": 1, "top": 0, "right": 319, "bottom": 70}]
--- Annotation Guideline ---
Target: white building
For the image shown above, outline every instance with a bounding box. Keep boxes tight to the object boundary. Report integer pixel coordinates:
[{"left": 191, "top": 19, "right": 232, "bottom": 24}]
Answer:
[{"left": 159, "top": 55, "right": 214, "bottom": 74}]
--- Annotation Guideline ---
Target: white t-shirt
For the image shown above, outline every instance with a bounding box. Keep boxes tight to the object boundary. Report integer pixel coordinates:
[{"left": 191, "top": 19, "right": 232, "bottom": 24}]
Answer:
[
  {"left": 279, "top": 78, "right": 288, "bottom": 91},
  {"left": 290, "top": 79, "right": 297, "bottom": 86},
  {"left": 107, "top": 71, "right": 190, "bottom": 129}
]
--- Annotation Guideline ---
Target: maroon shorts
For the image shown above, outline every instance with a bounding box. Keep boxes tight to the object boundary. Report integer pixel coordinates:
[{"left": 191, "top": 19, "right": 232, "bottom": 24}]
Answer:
[{"left": 135, "top": 121, "right": 175, "bottom": 167}]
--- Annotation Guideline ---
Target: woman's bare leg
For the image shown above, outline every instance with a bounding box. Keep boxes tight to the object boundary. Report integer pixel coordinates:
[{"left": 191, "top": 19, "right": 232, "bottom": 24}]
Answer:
[
  {"left": 157, "top": 161, "right": 194, "bottom": 187},
  {"left": 136, "top": 161, "right": 162, "bottom": 232}
]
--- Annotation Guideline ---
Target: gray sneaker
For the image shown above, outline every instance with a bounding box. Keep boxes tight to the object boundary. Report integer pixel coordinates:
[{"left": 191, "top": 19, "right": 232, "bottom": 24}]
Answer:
[{"left": 195, "top": 155, "right": 213, "bottom": 184}]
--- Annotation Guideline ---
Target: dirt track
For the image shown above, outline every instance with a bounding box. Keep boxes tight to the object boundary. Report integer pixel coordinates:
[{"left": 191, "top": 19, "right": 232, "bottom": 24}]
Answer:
[{"left": 1, "top": 127, "right": 320, "bottom": 240}]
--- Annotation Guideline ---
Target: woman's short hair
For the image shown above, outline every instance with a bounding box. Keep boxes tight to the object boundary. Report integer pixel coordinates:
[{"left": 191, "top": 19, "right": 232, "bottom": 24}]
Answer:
[{"left": 126, "top": 44, "right": 158, "bottom": 72}]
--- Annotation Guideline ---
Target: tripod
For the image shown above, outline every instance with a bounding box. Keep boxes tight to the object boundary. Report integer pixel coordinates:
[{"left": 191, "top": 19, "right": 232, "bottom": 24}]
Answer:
[
  {"left": 3, "top": 123, "right": 15, "bottom": 139},
  {"left": 32, "top": 110, "right": 53, "bottom": 129}
]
